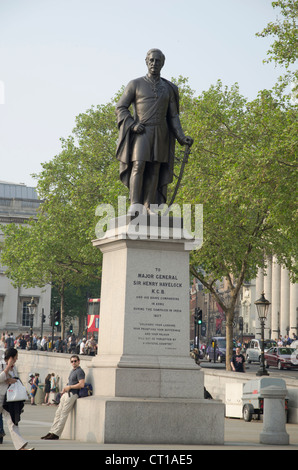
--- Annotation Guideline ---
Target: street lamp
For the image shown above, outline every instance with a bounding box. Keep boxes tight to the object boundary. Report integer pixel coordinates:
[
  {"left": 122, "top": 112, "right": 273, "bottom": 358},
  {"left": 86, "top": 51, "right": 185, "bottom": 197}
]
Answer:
[
  {"left": 28, "top": 297, "right": 37, "bottom": 349},
  {"left": 255, "top": 292, "right": 271, "bottom": 376}
]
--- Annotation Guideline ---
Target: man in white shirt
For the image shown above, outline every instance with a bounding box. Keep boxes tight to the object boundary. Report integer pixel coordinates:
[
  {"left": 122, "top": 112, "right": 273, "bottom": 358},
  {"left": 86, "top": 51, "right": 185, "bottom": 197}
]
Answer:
[{"left": 79, "top": 338, "right": 86, "bottom": 355}]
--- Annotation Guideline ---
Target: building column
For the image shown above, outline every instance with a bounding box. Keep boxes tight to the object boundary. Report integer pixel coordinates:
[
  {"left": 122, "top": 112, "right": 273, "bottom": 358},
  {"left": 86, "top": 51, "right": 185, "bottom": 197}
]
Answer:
[
  {"left": 271, "top": 256, "right": 281, "bottom": 341},
  {"left": 280, "top": 267, "right": 290, "bottom": 337},
  {"left": 290, "top": 282, "right": 298, "bottom": 340},
  {"left": 263, "top": 257, "right": 272, "bottom": 339}
]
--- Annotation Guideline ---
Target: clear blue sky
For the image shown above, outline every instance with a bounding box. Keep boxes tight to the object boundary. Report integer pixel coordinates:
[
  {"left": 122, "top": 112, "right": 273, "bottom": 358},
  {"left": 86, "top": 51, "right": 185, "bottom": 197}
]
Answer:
[{"left": 0, "top": 0, "right": 284, "bottom": 187}]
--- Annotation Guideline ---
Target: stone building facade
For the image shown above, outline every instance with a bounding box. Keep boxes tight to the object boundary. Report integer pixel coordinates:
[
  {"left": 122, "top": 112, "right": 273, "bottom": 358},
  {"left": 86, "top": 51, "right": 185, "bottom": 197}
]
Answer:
[
  {"left": 0, "top": 181, "right": 51, "bottom": 335},
  {"left": 254, "top": 257, "right": 298, "bottom": 341}
]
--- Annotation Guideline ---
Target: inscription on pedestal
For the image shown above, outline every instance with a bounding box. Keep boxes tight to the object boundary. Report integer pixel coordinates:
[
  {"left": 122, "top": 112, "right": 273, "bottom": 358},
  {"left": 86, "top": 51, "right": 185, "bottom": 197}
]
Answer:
[{"left": 126, "top": 254, "right": 188, "bottom": 355}]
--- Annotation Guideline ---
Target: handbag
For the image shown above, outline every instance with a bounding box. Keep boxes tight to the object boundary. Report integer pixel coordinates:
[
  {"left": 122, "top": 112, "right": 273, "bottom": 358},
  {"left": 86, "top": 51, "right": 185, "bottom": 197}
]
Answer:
[{"left": 6, "top": 379, "right": 28, "bottom": 402}]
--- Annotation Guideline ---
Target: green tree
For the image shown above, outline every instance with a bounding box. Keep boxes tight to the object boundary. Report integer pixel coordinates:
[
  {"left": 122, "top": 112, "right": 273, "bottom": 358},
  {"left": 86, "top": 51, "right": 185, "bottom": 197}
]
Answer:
[
  {"left": 1, "top": 79, "right": 296, "bottom": 368},
  {"left": 1, "top": 98, "right": 123, "bottom": 338},
  {"left": 51, "top": 281, "right": 100, "bottom": 337},
  {"left": 1, "top": 209, "right": 102, "bottom": 339},
  {"left": 256, "top": 0, "right": 298, "bottom": 98},
  {"left": 256, "top": 0, "right": 298, "bottom": 68},
  {"left": 176, "top": 80, "right": 297, "bottom": 369}
]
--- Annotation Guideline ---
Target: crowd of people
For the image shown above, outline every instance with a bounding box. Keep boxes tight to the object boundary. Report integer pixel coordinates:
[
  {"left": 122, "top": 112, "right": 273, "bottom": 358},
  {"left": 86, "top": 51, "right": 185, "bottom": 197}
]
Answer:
[
  {"left": 276, "top": 334, "right": 298, "bottom": 346},
  {"left": 0, "top": 331, "right": 98, "bottom": 356},
  {"left": 28, "top": 372, "right": 58, "bottom": 406}
]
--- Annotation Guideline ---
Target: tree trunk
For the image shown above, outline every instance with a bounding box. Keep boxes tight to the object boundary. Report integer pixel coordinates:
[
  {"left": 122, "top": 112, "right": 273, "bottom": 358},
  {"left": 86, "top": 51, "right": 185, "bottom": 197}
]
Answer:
[{"left": 225, "top": 310, "right": 234, "bottom": 371}]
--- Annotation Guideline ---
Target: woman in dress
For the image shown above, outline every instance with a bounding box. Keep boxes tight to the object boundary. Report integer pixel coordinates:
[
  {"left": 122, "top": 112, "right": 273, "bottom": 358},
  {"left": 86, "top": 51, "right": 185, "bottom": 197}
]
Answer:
[{"left": 44, "top": 374, "right": 51, "bottom": 405}]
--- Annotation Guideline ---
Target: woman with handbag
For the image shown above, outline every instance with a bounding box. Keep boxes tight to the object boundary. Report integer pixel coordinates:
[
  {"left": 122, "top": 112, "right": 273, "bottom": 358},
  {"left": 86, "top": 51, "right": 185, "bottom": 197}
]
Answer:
[{"left": 0, "top": 348, "right": 34, "bottom": 450}]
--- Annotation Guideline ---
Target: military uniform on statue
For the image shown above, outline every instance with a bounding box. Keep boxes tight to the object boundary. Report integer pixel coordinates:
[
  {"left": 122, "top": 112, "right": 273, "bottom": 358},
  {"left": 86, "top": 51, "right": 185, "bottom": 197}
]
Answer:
[{"left": 116, "top": 49, "right": 193, "bottom": 213}]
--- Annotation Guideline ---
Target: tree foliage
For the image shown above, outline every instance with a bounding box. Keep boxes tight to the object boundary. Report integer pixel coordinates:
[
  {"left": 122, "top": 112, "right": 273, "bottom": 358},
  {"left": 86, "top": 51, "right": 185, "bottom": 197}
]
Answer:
[
  {"left": 256, "top": 0, "right": 298, "bottom": 68},
  {"left": 256, "top": 0, "right": 298, "bottom": 102},
  {"left": 175, "top": 78, "right": 297, "bottom": 367},
  {"left": 0, "top": 98, "right": 124, "bottom": 338},
  {"left": 1, "top": 75, "right": 297, "bottom": 362}
]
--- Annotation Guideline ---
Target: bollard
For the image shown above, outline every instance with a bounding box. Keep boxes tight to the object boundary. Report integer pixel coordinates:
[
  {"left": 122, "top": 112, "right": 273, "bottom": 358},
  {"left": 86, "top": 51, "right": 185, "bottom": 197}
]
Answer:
[{"left": 260, "top": 384, "right": 289, "bottom": 445}]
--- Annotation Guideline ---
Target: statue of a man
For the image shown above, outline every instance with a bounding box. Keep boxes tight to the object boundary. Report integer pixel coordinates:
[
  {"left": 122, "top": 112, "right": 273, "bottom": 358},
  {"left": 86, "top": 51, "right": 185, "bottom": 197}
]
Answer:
[{"left": 116, "top": 49, "right": 193, "bottom": 215}]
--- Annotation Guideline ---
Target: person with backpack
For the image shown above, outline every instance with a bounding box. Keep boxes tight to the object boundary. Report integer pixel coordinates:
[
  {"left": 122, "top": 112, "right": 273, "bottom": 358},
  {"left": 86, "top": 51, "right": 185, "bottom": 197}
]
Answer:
[
  {"left": 6, "top": 334, "right": 14, "bottom": 348},
  {"left": 41, "top": 355, "right": 85, "bottom": 440}
]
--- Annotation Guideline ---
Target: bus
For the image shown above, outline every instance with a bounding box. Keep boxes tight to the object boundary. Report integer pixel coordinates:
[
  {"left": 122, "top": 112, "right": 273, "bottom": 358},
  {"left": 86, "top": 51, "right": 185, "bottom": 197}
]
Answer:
[{"left": 87, "top": 298, "right": 100, "bottom": 340}]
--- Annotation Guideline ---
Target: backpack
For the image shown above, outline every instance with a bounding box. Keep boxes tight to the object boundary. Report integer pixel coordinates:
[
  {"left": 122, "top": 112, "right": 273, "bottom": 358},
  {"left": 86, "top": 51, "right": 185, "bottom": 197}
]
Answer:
[
  {"left": 78, "top": 383, "right": 93, "bottom": 398},
  {"left": 6, "top": 337, "right": 14, "bottom": 348}
]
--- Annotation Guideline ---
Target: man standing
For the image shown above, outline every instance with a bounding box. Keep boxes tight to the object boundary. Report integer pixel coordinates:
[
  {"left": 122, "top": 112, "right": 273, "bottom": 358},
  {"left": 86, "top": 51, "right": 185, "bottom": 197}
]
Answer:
[
  {"left": 231, "top": 347, "right": 246, "bottom": 373},
  {"left": 41, "top": 355, "right": 85, "bottom": 440},
  {"left": 116, "top": 48, "right": 193, "bottom": 214}
]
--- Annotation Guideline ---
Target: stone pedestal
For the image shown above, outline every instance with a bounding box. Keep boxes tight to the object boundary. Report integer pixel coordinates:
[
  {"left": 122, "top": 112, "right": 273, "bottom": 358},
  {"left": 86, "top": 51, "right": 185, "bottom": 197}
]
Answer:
[
  {"left": 62, "top": 395, "right": 224, "bottom": 445},
  {"left": 64, "top": 216, "right": 224, "bottom": 444},
  {"left": 260, "top": 384, "right": 289, "bottom": 445}
]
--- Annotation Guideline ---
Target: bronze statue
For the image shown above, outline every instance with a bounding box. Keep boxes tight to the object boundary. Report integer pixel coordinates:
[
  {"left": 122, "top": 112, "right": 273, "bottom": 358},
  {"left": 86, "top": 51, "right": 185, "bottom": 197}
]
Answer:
[{"left": 116, "top": 49, "right": 193, "bottom": 215}]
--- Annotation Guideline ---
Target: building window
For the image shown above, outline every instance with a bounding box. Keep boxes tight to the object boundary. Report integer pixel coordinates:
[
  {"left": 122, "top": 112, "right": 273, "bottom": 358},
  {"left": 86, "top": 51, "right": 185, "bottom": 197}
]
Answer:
[{"left": 22, "top": 300, "right": 31, "bottom": 327}]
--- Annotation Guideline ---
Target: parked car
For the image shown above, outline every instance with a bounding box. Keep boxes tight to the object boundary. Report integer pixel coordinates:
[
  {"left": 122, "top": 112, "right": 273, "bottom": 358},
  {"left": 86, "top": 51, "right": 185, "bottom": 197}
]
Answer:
[
  {"left": 265, "top": 347, "right": 298, "bottom": 370},
  {"left": 206, "top": 337, "right": 235, "bottom": 363},
  {"left": 245, "top": 339, "right": 277, "bottom": 363}
]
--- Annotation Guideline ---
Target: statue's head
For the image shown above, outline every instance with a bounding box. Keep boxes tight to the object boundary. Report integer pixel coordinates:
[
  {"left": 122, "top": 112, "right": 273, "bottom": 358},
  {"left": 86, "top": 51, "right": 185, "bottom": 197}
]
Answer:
[{"left": 145, "top": 49, "right": 165, "bottom": 75}]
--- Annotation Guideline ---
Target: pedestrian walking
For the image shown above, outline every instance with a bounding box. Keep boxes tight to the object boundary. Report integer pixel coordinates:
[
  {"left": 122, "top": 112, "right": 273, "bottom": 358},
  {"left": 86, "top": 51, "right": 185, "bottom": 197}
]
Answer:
[
  {"left": 41, "top": 355, "right": 85, "bottom": 440},
  {"left": 231, "top": 347, "right": 246, "bottom": 373},
  {"left": 30, "top": 373, "right": 39, "bottom": 405},
  {"left": 0, "top": 348, "right": 34, "bottom": 450},
  {"left": 47, "top": 373, "right": 58, "bottom": 405}
]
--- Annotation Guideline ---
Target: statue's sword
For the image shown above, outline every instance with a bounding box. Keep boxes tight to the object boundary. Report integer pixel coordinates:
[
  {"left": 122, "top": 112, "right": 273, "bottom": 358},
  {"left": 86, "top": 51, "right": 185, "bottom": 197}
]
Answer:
[{"left": 164, "top": 144, "right": 191, "bottom": 215}]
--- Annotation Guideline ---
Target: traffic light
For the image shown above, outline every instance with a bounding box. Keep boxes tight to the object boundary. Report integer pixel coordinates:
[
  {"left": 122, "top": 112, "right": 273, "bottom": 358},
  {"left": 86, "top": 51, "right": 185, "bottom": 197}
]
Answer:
[
  {"left": 197, "top": 309, "right": 202, "bottom": 325},
  {"left": 195, "top": 308, "right": 202, "bottom": 325},
  {"left": 54, "top": 311, "right": 61, "bottom": 327}
]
